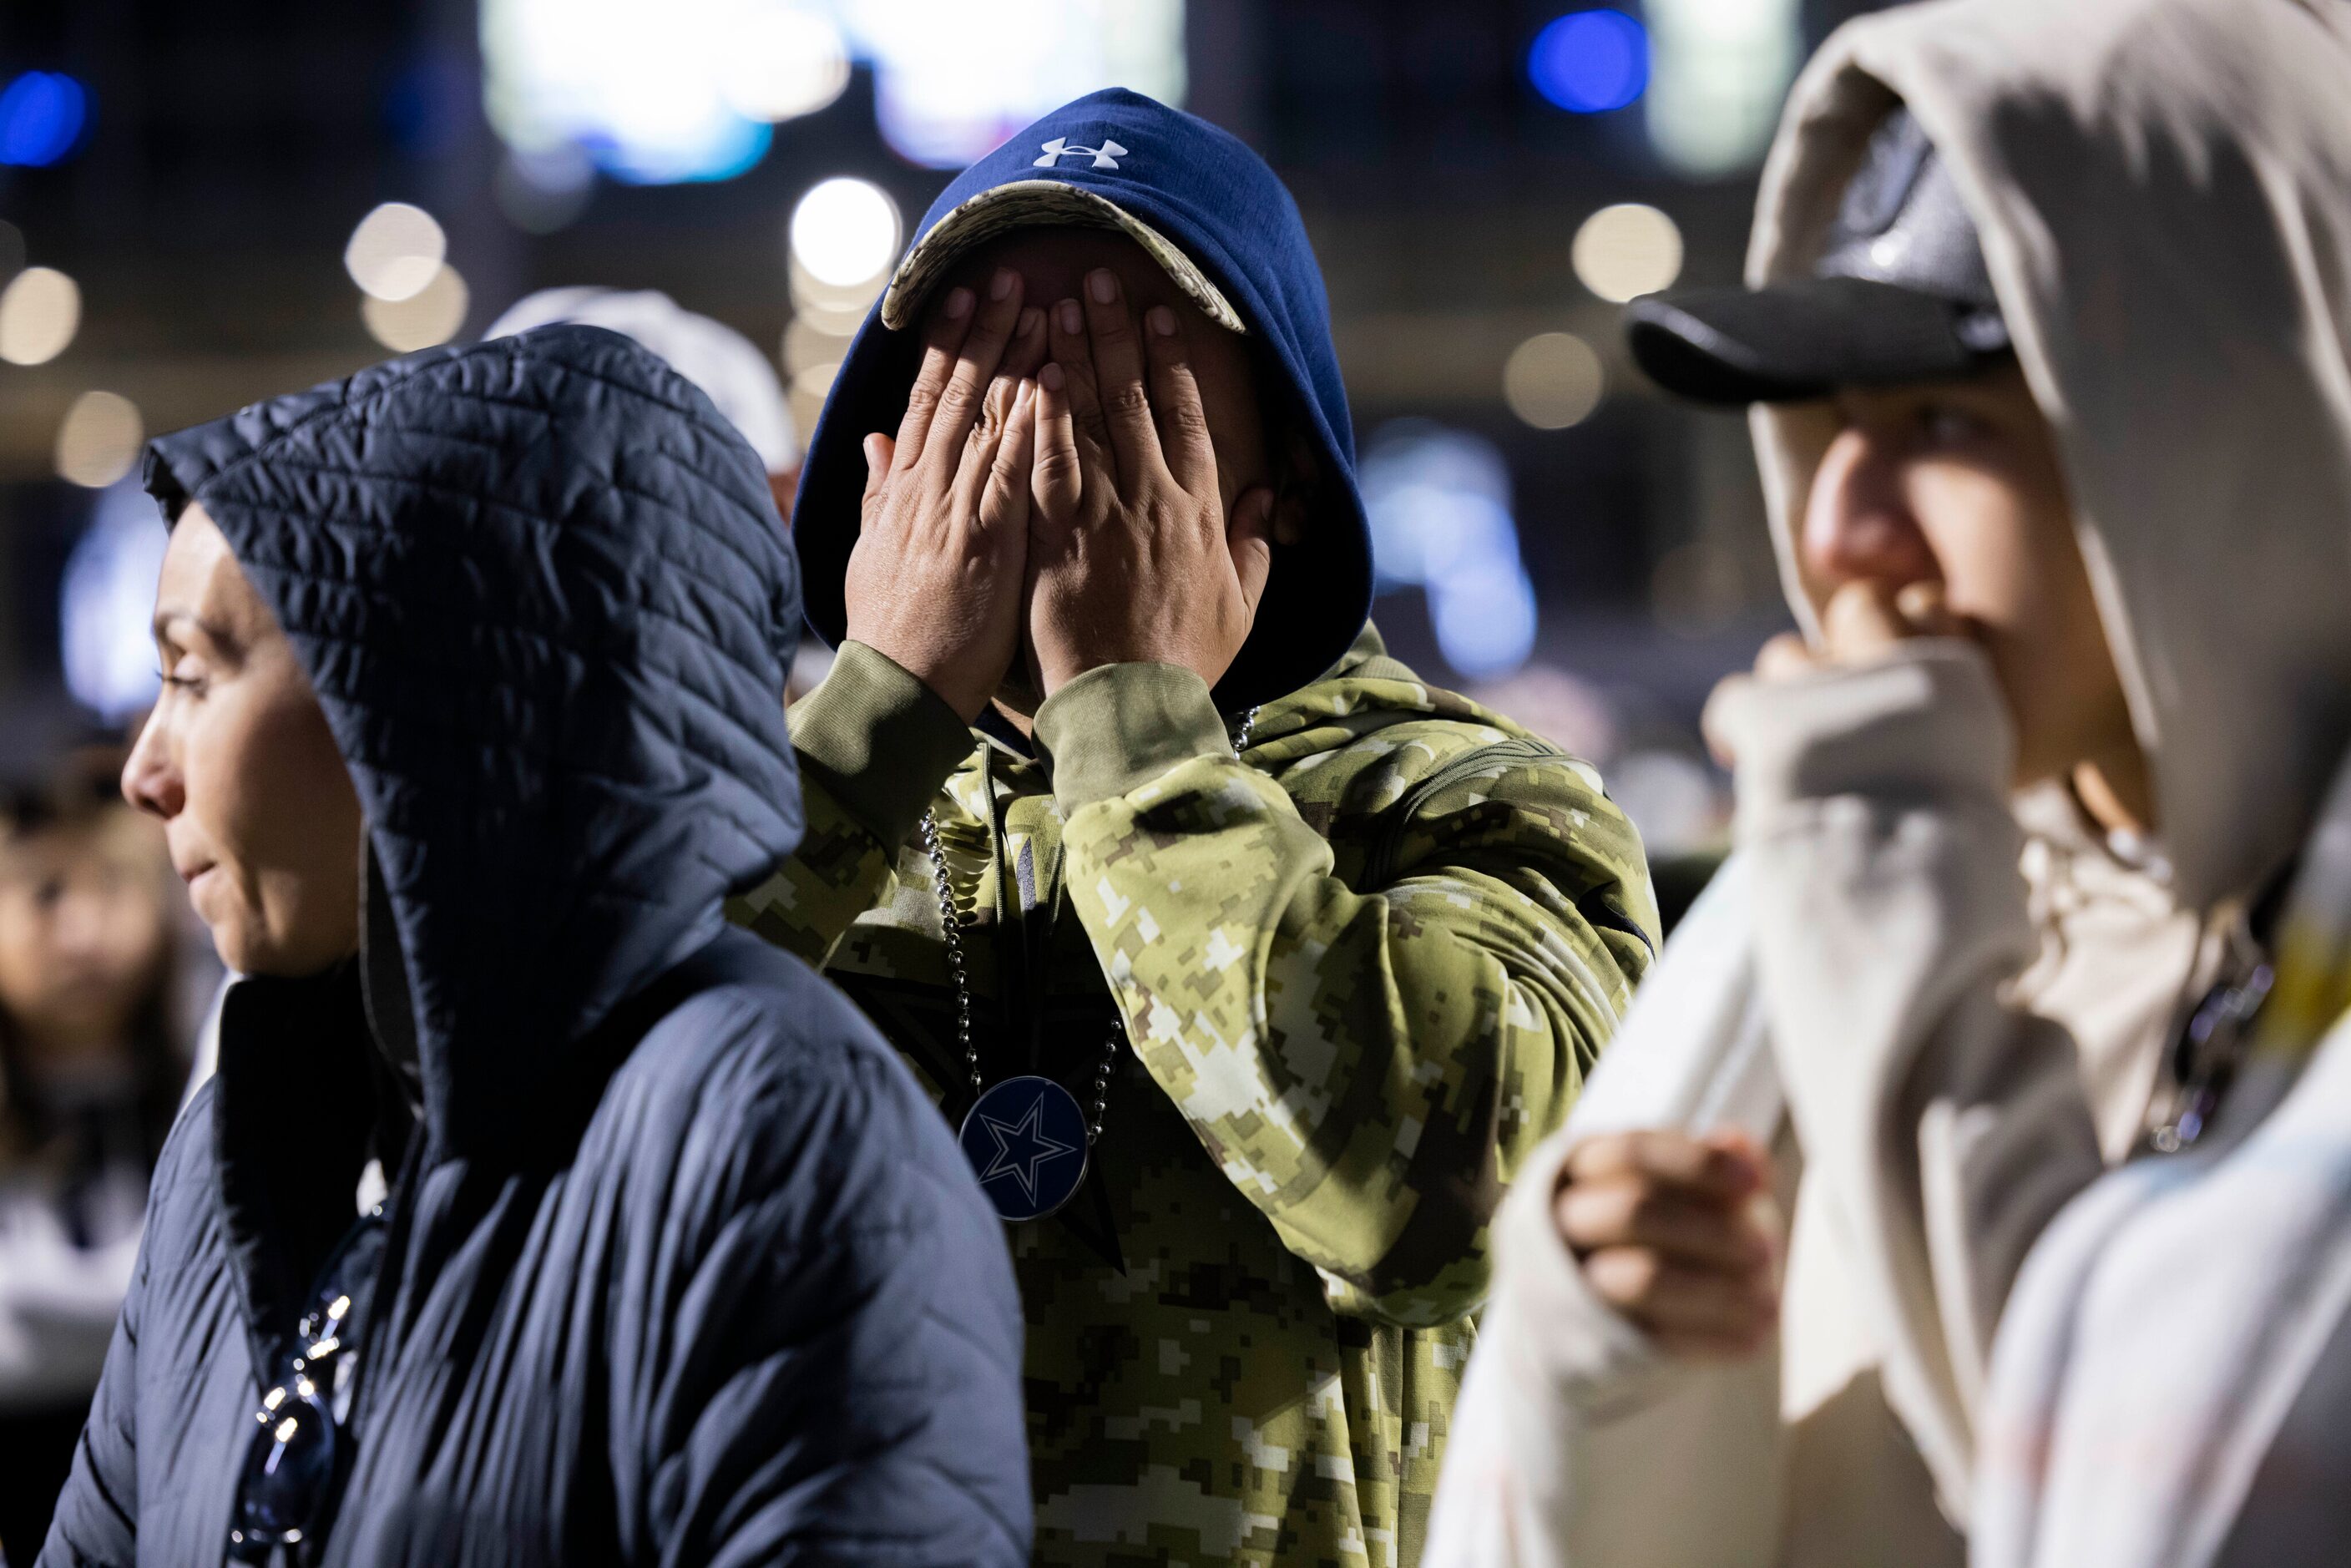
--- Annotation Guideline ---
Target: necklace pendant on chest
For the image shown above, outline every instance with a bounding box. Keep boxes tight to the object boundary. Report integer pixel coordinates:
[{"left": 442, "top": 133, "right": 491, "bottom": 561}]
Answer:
[{"left": 958, "top": 1075, "right": 1091, "bottom": 1221}]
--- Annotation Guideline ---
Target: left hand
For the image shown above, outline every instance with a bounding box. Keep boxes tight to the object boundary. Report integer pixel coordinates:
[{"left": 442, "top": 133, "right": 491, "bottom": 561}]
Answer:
[
  {"left": 1025, "top": 270, "right": 1276, "bottom": 696},
  {"left": 1705, "top": 579, "right": 1963, "bottom": 765}
]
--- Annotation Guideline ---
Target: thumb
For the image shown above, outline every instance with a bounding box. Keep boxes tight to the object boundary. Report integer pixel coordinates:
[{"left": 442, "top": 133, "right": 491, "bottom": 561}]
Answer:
[
  {"left": 1820, "top": 579, "right": 1907, "bottom": 662},
  {"left": 1228, "top": 488, "right": 1276, "bottom": 616},
  {"left": 860, "top": 433, "right": 894, "bottom": 508}
]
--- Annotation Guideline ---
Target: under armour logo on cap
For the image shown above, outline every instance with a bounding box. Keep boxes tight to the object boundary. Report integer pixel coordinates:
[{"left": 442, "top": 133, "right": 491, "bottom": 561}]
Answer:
[{"left": 1034, "top": 135, "right": 1127, "bottom": 170}]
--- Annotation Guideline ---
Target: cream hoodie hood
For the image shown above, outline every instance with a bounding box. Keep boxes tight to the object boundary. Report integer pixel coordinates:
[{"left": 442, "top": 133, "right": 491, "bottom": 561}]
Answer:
[{"left": 1748, "top": 0, "right": 2351, "bottom": 913}]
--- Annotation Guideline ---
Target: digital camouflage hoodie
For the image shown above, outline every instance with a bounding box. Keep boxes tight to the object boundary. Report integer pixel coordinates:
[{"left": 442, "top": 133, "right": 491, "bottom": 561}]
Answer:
[{"left": 734, "top": 621, "right": 1656, "bottom": 1566}]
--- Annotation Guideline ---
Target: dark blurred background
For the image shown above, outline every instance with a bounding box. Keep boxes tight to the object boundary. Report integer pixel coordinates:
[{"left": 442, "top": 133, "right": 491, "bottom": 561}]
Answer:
[{"left": 0, "top": 0, "right": 1900, "bottom": 862}]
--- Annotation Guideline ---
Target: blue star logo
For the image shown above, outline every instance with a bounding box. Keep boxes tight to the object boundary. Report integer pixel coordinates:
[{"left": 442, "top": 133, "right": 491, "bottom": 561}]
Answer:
[{"left": 978, "top": 1095, "right": 1079, "bottom": 1205}]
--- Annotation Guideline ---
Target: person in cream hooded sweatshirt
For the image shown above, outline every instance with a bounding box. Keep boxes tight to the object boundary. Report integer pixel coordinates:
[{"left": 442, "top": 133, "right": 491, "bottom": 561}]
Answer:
[{"left": 1424, "top": 0, "right": 2351, "bottom": 1563}]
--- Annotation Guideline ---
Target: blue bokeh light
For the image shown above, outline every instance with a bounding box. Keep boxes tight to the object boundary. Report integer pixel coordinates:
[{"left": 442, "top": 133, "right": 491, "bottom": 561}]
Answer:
[
  {"left": 0, "top": 72, "right": 91, "bottom": 168},
  {"left": 1528, "top": 10, "right": 1649, "bottom": 115}
]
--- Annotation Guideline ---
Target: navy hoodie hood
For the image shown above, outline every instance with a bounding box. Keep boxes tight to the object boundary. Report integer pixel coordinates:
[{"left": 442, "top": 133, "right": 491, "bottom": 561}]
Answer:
[
  {"left": 142, "top": 326, "right": 802, "bottom": 1158},
  {"left": 794, "top": 87, "right": 1373, "bottom": 711}
]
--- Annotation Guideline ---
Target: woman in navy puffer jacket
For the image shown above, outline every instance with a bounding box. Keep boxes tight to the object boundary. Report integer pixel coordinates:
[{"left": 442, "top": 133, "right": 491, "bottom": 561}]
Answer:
[{"left": 40, "top": 326, "right": 1030, "bottom": 1566}]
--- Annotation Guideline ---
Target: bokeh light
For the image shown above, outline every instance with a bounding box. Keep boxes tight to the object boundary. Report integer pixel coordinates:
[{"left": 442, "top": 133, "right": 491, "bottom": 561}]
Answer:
[
  {"left": 482, "top": 0, "right": 781, "bottom": 185},
  {"left": 0, "top": 73, "right": 91, "bottom": 167},
  {"left": 717, "top": 4, "right": 852, "bottom": 122},
  {"left": 1361, "top": 421, "right": 1540, "bottom": 679},
  {"left": 857, "top": 0, "right": 1186, "bottom": 169},
  {"left": 1572, "top": 202, "right": 1683, "bottom": 302},
  {"left": 0, "top": 266, "right": 82, "bottom": 365},
  {"left": 62, "top": 482, "right": 170, "bottom": 723},
  {"left": 1504, "top": 332, "right": 1605, "bottom": 429},
  {"left": 346, "top": 203, "right": 448, "bottom": 302},
  {"left": 1646, "top": 0, "right": 1801, "bottom": 177},
  {"left": 495, "top": 146, "right": 597, "bottom": 234},
  {"left": 363, "top": 263, "right": 470, "bottom": 352},
  {"left": 54, "top": 392, "right": 144, "bottom": 489},
  {"left": 790, "top": 178, "right": 901, "bottom": 289},
  {"left": 1527, "top": 10, "right": 1649, "bottom": 115}
]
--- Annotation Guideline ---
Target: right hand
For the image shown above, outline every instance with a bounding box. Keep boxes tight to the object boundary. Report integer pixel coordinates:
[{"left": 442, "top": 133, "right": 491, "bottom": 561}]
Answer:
[
  {"left": 842, "top": 269, "right": 1049, "bottom": 722},
  {"left": 1556, "top": 1129, "right": 1781, "bottom": 1359}
]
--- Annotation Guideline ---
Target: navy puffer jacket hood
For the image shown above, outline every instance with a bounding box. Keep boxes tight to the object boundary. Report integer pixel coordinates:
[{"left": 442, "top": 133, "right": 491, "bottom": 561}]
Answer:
[
  {"left": 142, "top": 326, "right": 801, "bottom": 1158},
  {"left": 43, "top": 328, "right": 1029, "bottom": 1566}
]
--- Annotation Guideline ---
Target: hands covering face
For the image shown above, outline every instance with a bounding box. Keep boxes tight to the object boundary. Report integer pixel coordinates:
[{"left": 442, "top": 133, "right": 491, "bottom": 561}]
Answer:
[{"left": 841, "top": 266, "right": 1276, "bottom": 723}]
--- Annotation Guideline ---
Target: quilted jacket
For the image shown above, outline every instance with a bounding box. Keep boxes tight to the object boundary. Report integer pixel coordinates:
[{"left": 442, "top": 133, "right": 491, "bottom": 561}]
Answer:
[{"left": 39, "top": 326, "right": 1030, "bottom": 1566}]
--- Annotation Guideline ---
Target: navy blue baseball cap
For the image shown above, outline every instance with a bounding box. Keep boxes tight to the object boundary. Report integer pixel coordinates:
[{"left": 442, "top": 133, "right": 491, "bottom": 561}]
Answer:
[
  {"left": 791, "top": 89, "right": 1373, "bottom": 712},
  {"left": 1625, "top": 108, "right": 2012, "bottom": 405}
]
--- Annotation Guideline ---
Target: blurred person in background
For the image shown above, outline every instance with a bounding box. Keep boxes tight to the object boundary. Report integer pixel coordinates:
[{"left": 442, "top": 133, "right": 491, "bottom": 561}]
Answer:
[
  {"left": 1425, "top": 0, "right": 2351, "bottom": 1562},
  {"left": 483, "top": 286, "right": 837, "bottom": 702},
  {"left": 43, "top": 326, "right": 1029, "bottom": 1566},
  {"left": 731, "top": 88, "right": 1658, "bottom": 1566},
  {"left": 0, "top": 729, "right": 186, "bottom": 1564}
]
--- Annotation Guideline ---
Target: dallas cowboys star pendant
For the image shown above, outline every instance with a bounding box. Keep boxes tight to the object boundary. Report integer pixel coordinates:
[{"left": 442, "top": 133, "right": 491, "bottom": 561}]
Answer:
[{"left": 958, "top": 1075, "right": 1091, "bottom": 1222}]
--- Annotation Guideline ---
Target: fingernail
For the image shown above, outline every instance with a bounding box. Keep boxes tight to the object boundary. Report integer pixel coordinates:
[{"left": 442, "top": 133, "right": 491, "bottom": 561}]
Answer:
[
  {"left": 945, "top": 287, "right": 973, "bottom": 320},
  {"left": 1057, "top": 300, "right": 1083, "bottom": 334},
  {"left": 1147, "top": 306, "right": 1177, "bottom": 336},
  {"left": 1040, "top": 362, "right": 1064, "bottom": 392},
  {"left": 1088, "top": 270, "right": 1117, "bottom": 304},
  {"left": 991, "top": 268, "right": 1016, "bottom": 301},
  {"left": 1017, "top": 306, "right": 1044, "bottom": 338}
]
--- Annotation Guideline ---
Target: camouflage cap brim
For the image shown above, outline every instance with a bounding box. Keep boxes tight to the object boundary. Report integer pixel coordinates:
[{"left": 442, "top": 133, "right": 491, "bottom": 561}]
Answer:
[{"left": 879, "top": 180, "right": 1248, "bottom": 336}]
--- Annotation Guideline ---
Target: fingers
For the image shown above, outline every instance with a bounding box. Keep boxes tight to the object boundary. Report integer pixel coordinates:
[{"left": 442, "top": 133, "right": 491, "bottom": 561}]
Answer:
[
  {"left": 1004, "top": 305, "right": 1049, "bottom": 384},
  {"left": 1555, "top": 1179, "right": 1772, "bottom": 1273},
  {"left": 1080, "top": 269, "right": 1162, "bottom": 485},
  {"left": 1032, "top": 362, "right": 1084, "bottom": 525},
  {"left": 860, "top": 433, "right": 895, "bottom": 511},
  {"left": 1145, "top": 305, "right": 1216, "bottom": 497},
  {"left": 1819, "top": 578, "right": 1912, "bottom": 660},
  {"left": 1753, "top": 633, "right": 1816, "bottom": 681},
  {"left": 1227, "top": 488, "right": 1275, "bottom": 619},
  {"left": 922, "top": 268, "right": 1029, "bottom": 473},
  {"left": 1048, "top": 296, "right": 1115, "bottom": 477},
  {"left": 892, "top": 286, "right": 975, "bottom": 472},
  {"left": 1581, "top": 1247, "right": 1778, "bottom": 1356},
  {"left": 980, "top": 380, "right": 1038, "bottom": 536},
  {"left": 1893, "top": 579, "right": 1961, "bottom": 638},
  {"left": 1564, "top": 1130, "right": 1762, "bottom": 1202}
]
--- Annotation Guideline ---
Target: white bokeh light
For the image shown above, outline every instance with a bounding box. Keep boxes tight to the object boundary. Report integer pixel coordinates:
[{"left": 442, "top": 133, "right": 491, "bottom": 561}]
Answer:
[
  {"left": 1646, "top": 0, "right": 1802, "bottom": 178},
  {"left": 345, "top": 203, "right": 448, "bottom": 303},
  {"left": 54, "top": 391, "right": 144, "bottom": 489},
  {"left": 483, "top": 0, "right": 1186, "bottom": 180},
  {"left": 1504, "top": 332, "right": 1606, "bottom": 429},
  {"left": 718, "top": 3, "right": 852, "bottom": 121},
  {"left": 790, "top": 178, "right": 902, "bottom": 289},
  {"left": 362, "top": 263, "right": 471, "bottom": 352},
  {"left": 0, "top": 266, "right": 80, "bottom": 366},
  {"left": 1572, "top": 204, "right": 1685, "bottom": 304}
]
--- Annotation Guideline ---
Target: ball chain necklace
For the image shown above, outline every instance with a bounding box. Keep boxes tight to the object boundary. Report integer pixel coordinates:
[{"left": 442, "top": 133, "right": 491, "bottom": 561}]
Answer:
[{"left": 927, "top": 705, "right": 1258, "bottom": 1222}]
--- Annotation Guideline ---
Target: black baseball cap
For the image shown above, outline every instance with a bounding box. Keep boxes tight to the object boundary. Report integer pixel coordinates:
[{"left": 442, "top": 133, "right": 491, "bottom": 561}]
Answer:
[{"left": 1625, "top": 108, "right": 2012, "bottom": 405}]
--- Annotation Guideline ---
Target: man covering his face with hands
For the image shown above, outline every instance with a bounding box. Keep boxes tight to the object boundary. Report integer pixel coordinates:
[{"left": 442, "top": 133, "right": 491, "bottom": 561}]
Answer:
[{"left": 736, "top": 89, "right": 1660, "bottom": 1566}]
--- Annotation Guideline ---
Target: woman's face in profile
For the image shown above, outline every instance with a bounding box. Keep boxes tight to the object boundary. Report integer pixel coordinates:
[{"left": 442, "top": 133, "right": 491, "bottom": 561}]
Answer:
[{"left": 122, "top": 506, "right": 362, "bottom": 978}]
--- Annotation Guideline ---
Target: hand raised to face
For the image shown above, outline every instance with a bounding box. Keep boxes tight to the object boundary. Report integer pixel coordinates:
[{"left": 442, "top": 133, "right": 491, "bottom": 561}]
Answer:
[
  {"left": 1024, "top": 269, "right": 1276, "bottom": 698},
  {"left": 841, "top": 270, "right": 1049, "bottom": 723}
]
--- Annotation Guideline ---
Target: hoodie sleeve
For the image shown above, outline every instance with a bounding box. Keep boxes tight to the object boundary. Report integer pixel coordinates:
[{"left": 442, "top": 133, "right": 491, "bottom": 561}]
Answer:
[
  {"left": 728, "top": 641, "right": 977, "bottom": 968},
  {"left": 1034, "top": 660, "right": 1657, "bottom": 1328},
  {"left": 1706, "top": 640, "right": 2109, "bottom": 1517}
]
